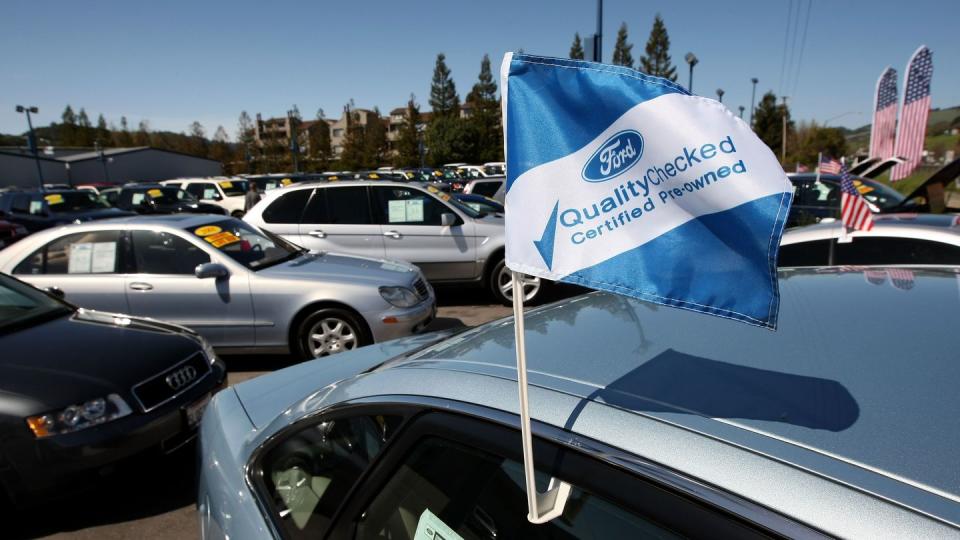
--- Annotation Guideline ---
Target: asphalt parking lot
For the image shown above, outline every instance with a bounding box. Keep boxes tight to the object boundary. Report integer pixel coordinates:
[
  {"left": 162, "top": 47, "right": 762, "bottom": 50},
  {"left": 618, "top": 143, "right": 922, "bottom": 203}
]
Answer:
[{"left": 6, "top": 284, "right": 581, "bottom": 540}]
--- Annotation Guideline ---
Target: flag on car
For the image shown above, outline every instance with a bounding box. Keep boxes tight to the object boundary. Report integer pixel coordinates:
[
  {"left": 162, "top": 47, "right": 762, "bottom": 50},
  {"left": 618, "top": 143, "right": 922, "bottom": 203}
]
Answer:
[
  {"left": 891, "top": 46, "right": 933, "bottom": 181},
  {"left": 840, "top": 164, "right": 874, "bottom": 232},
  {"left": 501, "top": 53, "right": 793, "bottom": 329},
  {"left": 819, "top": 155, "right": 842, "bottom": 174},
  {"left": 869, "top": 67, "right": 899, "bottom": 159}
]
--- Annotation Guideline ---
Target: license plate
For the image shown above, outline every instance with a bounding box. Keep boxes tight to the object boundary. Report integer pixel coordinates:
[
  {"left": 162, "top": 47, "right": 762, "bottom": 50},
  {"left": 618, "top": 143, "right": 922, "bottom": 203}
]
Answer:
[{"left": 185, "top": 395, "right": 211, "bottom": 428}]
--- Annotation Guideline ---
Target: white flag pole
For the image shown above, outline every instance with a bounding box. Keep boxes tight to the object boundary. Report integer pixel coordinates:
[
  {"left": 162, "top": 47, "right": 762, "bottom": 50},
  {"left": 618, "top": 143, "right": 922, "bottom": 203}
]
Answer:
[
  {"left": 511, "top": 271, "right": 571, "bottom": 524},
  {"left": 838, "top": 156, "right": 850, "bottom": 243}
]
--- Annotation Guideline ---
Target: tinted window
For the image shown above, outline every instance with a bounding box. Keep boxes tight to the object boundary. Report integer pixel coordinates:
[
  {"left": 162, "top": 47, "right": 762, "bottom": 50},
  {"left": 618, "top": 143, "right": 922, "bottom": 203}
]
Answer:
[
  {"left": 44, "top": 191, "right": 108, "bottom": 213},
  {"left": 0, "top": 274, "right": 72, "bottom": 331},
  {"left": 473, "top": 181, "right": 501, "bottom": 197},
  {"left": 311, "top": 187, "right": 370, "bottom": 225},
  {"left": 10, "top": 194, "right": 32, "bottom": 214},
  {"left": 356, "top": 436, "right": 683, "bottom": 540},
  {"left": 778, "top": 240, "right": 833, "bottom": 267},
  {"left": 14, "top": 230, "right": 122, "bottom": 275},
  {"left": 263, "top": 189, "right": 311, "bottom": 224},
  {"left": 836, "top": 237, "right": 960, "bottom": 265},
  {"left": 794, "top": 179, "right": 839, "bottom": 208},
  {"left": 186, "top": 183, "right": 220, "bottom": 200},
  {"left": 262, "top": 415, "right": 402, "bottom": 539},
  {"left": 132, "top": 230, "right": 209, "bottom": 274},
  {"left": 372, "top": 186, "right": 446, "bottom": 226}
]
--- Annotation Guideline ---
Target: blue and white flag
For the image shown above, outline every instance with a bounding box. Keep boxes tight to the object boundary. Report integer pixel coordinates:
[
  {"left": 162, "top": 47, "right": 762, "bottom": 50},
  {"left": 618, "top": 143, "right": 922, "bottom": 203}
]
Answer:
[{"left": 502, "top": 54, "right": 793, "bottom": 329}]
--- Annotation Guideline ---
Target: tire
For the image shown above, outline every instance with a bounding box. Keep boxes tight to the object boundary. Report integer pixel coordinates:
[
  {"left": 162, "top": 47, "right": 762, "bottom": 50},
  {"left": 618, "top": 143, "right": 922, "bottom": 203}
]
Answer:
[
  {"left": 231, "top": 210, "right": 245, "bottom": 218},
  {"left": 488, "top": 257, "right": 545, "bottom": 306},
  {"left": 294, "top": 308, "right": 370, "bottom": 360}
]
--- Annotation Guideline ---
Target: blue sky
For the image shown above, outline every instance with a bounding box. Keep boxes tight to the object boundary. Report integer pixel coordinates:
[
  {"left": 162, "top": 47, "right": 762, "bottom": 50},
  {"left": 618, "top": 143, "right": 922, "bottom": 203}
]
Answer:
[{"left": 2, "top": 0, "right": 957, "bottom": 140}]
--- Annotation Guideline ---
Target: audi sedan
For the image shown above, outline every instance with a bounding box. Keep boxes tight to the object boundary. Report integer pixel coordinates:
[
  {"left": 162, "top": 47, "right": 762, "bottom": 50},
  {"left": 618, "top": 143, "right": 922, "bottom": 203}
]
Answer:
[
  {"left": 0, "top": 272, "right": 225, "bottom": 507},
  {"left": 198, "top": 267, "right": 960, "bottom": 539},
  {"left": 0, "top": 215, "right": 435, "bottom": 359}
]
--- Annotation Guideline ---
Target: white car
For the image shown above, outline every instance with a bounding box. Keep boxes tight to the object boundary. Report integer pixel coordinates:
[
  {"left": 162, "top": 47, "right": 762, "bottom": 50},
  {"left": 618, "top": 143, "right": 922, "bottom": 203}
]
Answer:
[
  {"left": 161, "top": 178, "right": 248, "bottom": 217},
  {"left": 244, "top": 180, "right": 545, "bottom": 304}
]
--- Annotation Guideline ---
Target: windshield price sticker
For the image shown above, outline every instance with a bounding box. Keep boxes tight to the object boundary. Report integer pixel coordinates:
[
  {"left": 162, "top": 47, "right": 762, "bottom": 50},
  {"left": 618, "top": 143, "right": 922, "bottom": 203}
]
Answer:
[
  {"left": 194, "top": 225, "right": 222, "bottom": 237},
  {"left": 44, "top": 194, "right": 64, "bottom": 205},
  {"left": 148, "top": 189, "right": 164, "bottom": 197},
  {"left": 219, "top": 181, "right": 233, "bottom": 189},
  {"left": 204, "top": 231, "right": 240, "bottom": 248}
]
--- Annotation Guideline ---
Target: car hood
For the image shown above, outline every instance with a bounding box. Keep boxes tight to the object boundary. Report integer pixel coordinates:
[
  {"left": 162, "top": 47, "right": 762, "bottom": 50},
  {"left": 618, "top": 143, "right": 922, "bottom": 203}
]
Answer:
[
  {"left": 234, "top": 330, "right": 459, "bottom": 429},
  {"left": 258, "top": 251, "right": 422, "bottom": 285},
  {"left": 0, "top": 309, "right": 203, "bottom": 414}
]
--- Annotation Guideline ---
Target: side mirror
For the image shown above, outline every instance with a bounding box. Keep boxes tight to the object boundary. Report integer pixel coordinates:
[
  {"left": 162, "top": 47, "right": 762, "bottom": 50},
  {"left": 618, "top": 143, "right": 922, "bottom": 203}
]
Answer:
[
  {"left": 441, "top": 213, "right": 457, "bottom": 227},
  {"left": 44, "top": 286, "right": 66, "bottom": 299},
  {"left": 195, "top": 262, "right": 229, "bottom": 279}
]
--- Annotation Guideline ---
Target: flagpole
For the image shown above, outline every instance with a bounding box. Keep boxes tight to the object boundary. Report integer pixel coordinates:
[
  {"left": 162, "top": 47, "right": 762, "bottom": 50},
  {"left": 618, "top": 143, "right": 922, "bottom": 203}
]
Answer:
[
  {"left": 838, "top": 156, "right": 849, "bottom": 243},
  {"left": 511, "top": 270, "right": 571, "bottom": 524}
]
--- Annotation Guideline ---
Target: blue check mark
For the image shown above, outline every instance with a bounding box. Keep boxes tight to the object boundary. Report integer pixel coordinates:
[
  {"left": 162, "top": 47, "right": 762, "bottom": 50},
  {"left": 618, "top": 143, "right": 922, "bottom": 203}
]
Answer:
[{"left": 534, "top": 201, "right": 559, "bottom": 271}]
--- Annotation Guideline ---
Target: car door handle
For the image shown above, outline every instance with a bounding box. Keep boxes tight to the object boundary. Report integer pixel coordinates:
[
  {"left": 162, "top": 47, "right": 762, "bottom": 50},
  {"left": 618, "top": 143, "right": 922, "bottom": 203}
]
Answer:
[
  {"left": 383, "top": 230, "right": 402, "bottom": 239},
  {"left": 308, "top": 230, "right": 327, "bottom": 238},
  {"left": 129, "top": 282, "right": 153, "bottom": 291}
]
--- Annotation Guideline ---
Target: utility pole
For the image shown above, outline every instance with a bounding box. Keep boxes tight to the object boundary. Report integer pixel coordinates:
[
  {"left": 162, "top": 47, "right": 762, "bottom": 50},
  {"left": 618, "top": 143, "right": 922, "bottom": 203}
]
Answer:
[
  {"left": 287, "top": 109, "right": 300, "bottom": 173},
  {"left": 781, "top": 96, "right": 789, "bottom": 163},
  {"left": 95, "top": 140, "right": 111, "bottom": 183},
  {"left": 716, "top": 88, "right": 725, "bottom": 103},
  {"left": 684, "top": 53, "right": 698, "bottom": 93},
  {"left": 749, "top": 78, "right": 759, "bottom": 126},
  {"left": 593, "top": 0, "right": 603, "bottom": 62},
  {"left": 15, "top": 105, "right": 45, "bottom": 190}
]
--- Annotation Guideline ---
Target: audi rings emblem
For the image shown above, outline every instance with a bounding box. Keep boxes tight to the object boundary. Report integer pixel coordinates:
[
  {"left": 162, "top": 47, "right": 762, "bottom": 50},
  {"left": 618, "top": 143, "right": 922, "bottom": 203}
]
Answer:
[{"left": 165, "top": 365, "right": 198, "bottom": 391}]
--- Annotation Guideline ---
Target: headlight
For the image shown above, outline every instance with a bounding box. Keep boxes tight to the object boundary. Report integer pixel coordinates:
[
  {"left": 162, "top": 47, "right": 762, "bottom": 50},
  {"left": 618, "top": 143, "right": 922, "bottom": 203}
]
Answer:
[
  {"left": 26, "top": 394, "right": 132, "bottom": 438},
  {"left": 379, "top": 286, "right": 420, "bottom": 308},
  {"left": 201, "top": 338, "right": 219, "bottom": 365}
]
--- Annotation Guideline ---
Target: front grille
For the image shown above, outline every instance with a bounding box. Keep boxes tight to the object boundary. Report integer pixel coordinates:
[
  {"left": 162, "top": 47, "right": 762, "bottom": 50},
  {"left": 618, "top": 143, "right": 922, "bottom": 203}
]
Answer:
[
  {"left": 413, "top": 277, "right": 428, "bottom": 298},
  {"left": 131, "top": 352, "right": 210, "bottom": 412}
]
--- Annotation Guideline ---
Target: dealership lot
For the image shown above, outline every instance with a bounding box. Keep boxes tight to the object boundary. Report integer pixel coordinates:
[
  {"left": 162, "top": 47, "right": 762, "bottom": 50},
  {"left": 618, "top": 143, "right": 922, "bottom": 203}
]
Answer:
[{"left": 4, "top": 286, "right": 570, "bottom": 540}]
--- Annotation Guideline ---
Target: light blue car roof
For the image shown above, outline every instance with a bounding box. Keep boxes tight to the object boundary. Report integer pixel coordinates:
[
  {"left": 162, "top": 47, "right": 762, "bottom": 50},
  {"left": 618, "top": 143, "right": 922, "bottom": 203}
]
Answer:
[{"left": 387, "top": 267, "right": 960, "bottom": 504}]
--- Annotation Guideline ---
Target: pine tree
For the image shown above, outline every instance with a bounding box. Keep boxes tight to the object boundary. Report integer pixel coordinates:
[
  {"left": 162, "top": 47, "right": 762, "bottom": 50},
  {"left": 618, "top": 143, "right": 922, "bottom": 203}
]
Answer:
[
  {"left": 134, "top": 120, "right": 151, "bottom": 146},
  {"left": 396, "top": 95, "right": 422, "bottom": 168},
  {"left": 752, "top": 92, "right": 794, "bottom": 159},
  {"left": 570, "top": 33, "right": 585, "bottom": 60},
  {"left": 188, "top": 121, "right": 208, "bottom": 157},
  {"left": 339, "top": 105, "right": 366, "bottom": 170},
  {"left": 60, "top": 105, "right": 77, "bottom": 146},
  {"left": 308, "top": 108, "right": 332, "bottom": 171},
  {"left": 611, "top": 23, "right": 634, "bottom": 68},
  {"left": 95, "top": 114, "right": 110, "bottom": 146},
  {"left": 236, "top": 111, "right": 255, "bottom": 172},
  {"left": 466, "top": 54, "right": 502, "bottom": 163},
  {"left": 211, "top": 126, "right": 231, "bottom": 164},
  {"left": 113, "top": 116, "right": 133, "bottom": 146},
  {"left": 429, "top": 53, "right": 460, "bottom": 118},
  {"left": 363, "top": 107, "right": 387, "bottom": 168},
  {"left": 639, "top": 14, "right": 677, "bottom": 81}
]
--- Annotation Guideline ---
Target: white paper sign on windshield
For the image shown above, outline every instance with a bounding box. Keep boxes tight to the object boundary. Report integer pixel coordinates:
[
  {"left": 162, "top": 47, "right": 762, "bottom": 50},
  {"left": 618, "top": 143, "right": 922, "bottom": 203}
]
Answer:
[
  {"left": 388, "top": 200, "right": 406, "bottom": 223},
  {"left": 68, "top": 243, "right": 93, "bottom": 273},
  {"left": 91, "top": 242, "right": 117, "bottom": 273},
  {"left": 405, "top": 199, "right": 424, "bottom": 222},
  {"left": 414, "top": 509, "right": 463, "bottom": 540}
]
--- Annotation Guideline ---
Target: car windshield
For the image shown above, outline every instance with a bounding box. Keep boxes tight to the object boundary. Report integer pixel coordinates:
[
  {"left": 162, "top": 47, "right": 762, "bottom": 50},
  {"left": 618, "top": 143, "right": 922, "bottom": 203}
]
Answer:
[
  {"left": 423, "top": 185, "right": 483, "bottom": 218},
  {"left": 0, "top": 274, "right": 72, "bottom": 332},
  {"left": 484, "top": 164, "right": 505, "bottom": 175},
  {"left": 216, "top": 180, "right": 248, "bottom": 196},
  {"left": 856, "top": 178, "right": 905, "bottom": 210},
  {"left": 187, "top": 218, "right": 302, "bottom": 270},
  {"left": 44, "top": 191, "right": 109, "bottom": 213},
  {"left": 143, "top": 187, "right": 196, "bottom": 204}
]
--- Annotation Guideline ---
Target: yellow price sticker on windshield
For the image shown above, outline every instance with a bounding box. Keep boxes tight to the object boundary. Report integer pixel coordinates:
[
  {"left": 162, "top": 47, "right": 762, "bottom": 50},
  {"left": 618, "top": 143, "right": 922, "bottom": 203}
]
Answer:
[
  {"left": 219, "top": 181, "right": 233, "bottom": 189},
  {"left": 281, "top": 178, "right": 293, "bottom": 185},
  {"left": 44, "top": 194, "right": 64, "bottom": 205},
  {"left": 369, "top": 173, "right": 379, "bottom": 179},
  {"left": 204, "top": 231, "right": 240, "bottom": 248},
  {"left": 426, "top": 185, "right": 440, "bottom": 193},
  {"left": 439, "top": 193, "right": 451, "bottom": 202},
  {"left": 147, "top": 189, "right": 164, "bottom": 198},
  {"left": 328, "top": 176, "right": 338, "bottom": 181},
  {"left": 194, "top": 225, "right": 222, "bottom": 237}
]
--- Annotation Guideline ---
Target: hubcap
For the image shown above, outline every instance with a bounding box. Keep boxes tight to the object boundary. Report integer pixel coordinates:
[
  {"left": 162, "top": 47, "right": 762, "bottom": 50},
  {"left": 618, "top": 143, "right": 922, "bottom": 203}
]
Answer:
[
  {"left": 497, "top": 266, "right": 541, "bottom": 302},
  {"left": 307, "top": 317, "right": 358, "bottom": 357}
]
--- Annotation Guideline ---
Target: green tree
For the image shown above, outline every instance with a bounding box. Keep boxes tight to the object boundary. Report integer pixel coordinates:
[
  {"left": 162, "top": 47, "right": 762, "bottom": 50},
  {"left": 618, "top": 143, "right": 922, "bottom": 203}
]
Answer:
[
  {"left": 339, "top": 105, "right": 366, "bottom": 170},
  {"left": 611, "top": 23, "right": 634, "bottom": 68},
  {"left": 466, "top": 54, "right": 502, "bottom": 163},
  {"left": 95, "top": 114, "right": 110, "bottom": 146},
  {"left": 639, "top": 14, "right": 677, "bottom": 81},
  {"left": 211, "top": 125, "right": 231, "bottom": 164},
  {"left": 791, "top": 122, "right": 847, "bottom": 166},
  {"left": 134, "top": 120, "right": 151, "bottom": 147},
  {"left": 308, "top": 108, "right": 332, "bottom": 171},
  {"left": 76, "top": 108, "right": 94, "bottom": 146},
  {"left": 236, "top": 111, "right": 255, "bottom": 172},
  {"left": 113, "top": 116, "right": 133, "bottom": 146},
  {"left": 570, "top": 33, "right": 585, "bottom": 60},
  {"left": 426, "top": 115, "right": 472, "bottom": 166},
  {"left": 429, "top": 53, "right": 460, "bottom": 118},
  {"left": 752, "top": 92, "right": 794, "bottom": 159},
  {"left": 188, "top": 121, "right": 208, "bottom": 156},
  {"left": 396, "top": 96, "right": 422, "bottom": 168},
  {"left": 60, "top": 105, "right": 77, "bottom": 146},
  {"left": 363, "top": 107, "right": 387, "bottom": 168}
]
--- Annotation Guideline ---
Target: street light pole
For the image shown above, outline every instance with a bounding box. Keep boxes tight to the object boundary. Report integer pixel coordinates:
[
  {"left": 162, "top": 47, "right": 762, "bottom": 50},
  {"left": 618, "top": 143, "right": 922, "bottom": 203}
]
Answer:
[
  {"left": 594, "top": 0, "right": 603, "bottom": 62},
  {"left": 716, "top": 88, "right": 725, "bottom": 103},
  {"left": 780, "top": 96, "right": 789, "bottom": 163},
  {"left": 738, "top": 106, "right": 745, "bottom": 118},
  {"left": 684, "top": 53, "right": 698, "bottom": 93},
  {"left": 749, "top": 78, "right": 759, "bottom": 126},
  {"left": 287, "top": 110, "right": 300, "bottom": 173},
  {"left": 95, "top": 140, "right": 111, "bottom": 184},
  {"left": 16, "top": 105, "right": 45, "bottom": 190}
]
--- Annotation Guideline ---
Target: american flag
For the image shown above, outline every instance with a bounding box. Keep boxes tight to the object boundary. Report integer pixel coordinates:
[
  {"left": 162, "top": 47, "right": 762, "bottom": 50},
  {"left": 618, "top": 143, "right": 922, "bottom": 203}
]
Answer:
[
  {"left": 888, "top": 268, "right": 915, "bottom": 291},
  {"left": 891, "top": 46, "right": 934, "bottom": 181},
  {"left": 869, "top": 68, "right": 898, "bottom": 159},
  {"left": 796, "top": 163, "right": 810, "bottom": 173},
  {"left": 864, "top": 269, "right": 888, "bottom": 286},
  {"left": 819, "top": 155, "right": 841, "bottom": 174},
  {"left": 840, "top": 164, "right": 874, "bottom": 231}
]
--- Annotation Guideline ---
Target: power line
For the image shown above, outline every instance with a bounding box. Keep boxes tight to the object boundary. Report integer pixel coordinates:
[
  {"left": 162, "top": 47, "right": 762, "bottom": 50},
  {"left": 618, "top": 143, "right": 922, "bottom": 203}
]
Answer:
[
  {"left": 790, "top": 0, "right": 813, "bottom": 100},
  {"left": 778, "top": 0, "right": 794, "bottom": 95},
  {"left": 785, "top": 0, "right": 803, "bottom": 97}
]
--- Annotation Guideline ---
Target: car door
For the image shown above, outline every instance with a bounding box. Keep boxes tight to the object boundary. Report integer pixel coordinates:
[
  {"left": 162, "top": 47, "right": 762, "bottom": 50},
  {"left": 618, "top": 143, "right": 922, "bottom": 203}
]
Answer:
[
  {"left": 371, "top": 185, "right": 476, "bottom": 280},
  {"left": 10, "top": 229, "right": 130, "bottom": 312},
  {"left": 297, "top": 185, "right": 386, "bottom": 258},
  {"left": 123, "top": 229, "right": 255, "bottom": 347},
  {"left": 256, "top": 187, "right": 312, "bottom": 246}
]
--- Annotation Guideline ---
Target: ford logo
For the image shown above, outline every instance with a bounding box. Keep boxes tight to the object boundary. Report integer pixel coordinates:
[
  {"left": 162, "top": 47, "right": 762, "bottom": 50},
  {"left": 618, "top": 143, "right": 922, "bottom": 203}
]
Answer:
[
  {"left": 581, "top": 129, "right": 644, "bottom": 183},
  {"left": 165, "top": 365, "right": 198, "bottom": 391}
]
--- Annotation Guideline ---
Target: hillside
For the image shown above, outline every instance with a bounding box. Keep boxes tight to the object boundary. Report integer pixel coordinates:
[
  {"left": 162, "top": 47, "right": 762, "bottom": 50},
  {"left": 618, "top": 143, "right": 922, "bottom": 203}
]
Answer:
[{"left": 845, "top": 105, "right": 960, "bottom": 154}]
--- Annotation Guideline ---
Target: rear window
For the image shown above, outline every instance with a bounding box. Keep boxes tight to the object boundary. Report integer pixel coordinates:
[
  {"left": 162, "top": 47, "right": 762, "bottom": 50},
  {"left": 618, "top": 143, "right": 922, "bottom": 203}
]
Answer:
[{"left": 263, "top": 189, "right": 311, "bottom": 224}]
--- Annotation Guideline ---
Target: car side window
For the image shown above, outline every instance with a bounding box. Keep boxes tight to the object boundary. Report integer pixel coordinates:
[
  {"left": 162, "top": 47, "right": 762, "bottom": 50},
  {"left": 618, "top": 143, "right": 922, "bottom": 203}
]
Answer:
[
  {"left": 371, "top": 186, "right": 445, "bottom": 226},
  {"left": 260, "top": 415, "right": 404, "bottom": 540},
  {"left": 474, "top": 182, "right": 501, "bottom": 198},
  {"left": 794, "top": 179, "right": 839, "bottom": 208},
  {"left": 14, "top": 230, "right": 123, "bottom": 275},
  {"left": 307, "top": 187, "right": 370, "bottom": 225},
  {"left": 263, "top": 189, "right": 312, "bottom": 224},
  {"left": 778, "top": 239, "right": 833, "bottom": 267},
  {"left": 10, "top": 194, "right": 32, "bottom": 214},
  {"left": 836, "top": 237, "right": 960, "bottom": 265},
  {"left": 131, "top": 230, "right": 210, "bottom": 274}
]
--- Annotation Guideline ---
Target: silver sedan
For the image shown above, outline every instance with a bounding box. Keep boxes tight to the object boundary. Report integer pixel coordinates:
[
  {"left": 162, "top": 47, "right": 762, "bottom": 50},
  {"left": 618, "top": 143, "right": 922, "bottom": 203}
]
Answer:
[{"left": 0, "top": 215, "right": 436, "bottom": 358}]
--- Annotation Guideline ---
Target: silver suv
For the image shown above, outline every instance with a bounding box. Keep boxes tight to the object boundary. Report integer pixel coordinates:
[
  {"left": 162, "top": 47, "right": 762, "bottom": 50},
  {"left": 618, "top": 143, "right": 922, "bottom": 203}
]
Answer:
[{"left": 244, "top": 181, "right": 542, "bottom": 304}]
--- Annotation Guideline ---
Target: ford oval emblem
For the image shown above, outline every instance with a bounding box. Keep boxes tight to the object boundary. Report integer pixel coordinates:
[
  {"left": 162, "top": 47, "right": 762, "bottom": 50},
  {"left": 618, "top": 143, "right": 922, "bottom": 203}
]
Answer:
[{"left": 581, "top": 129, "right": 644, "bottom": 183}]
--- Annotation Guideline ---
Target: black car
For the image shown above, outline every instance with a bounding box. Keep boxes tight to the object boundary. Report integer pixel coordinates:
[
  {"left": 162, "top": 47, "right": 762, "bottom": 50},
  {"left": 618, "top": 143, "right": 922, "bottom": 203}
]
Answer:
[
  {"left": 0, "top": 190, "right": 135, "bottom": 233},
  {"left": 0, "top": 273, "right": 226, "bottom": 507},
  {"left": 101, "top": 184, "right": 227, "bottom": 215}
]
